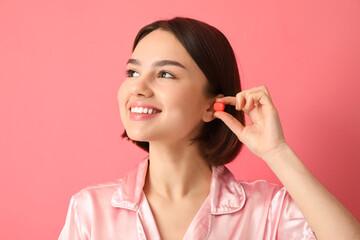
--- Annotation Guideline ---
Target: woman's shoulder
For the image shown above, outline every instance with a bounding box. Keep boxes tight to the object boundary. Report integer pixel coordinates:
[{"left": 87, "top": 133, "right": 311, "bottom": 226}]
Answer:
[
  {"left": 69, "top": 179, "right": 122, "bottom": 206},
  {"left": 68, "top": 160, "right": 147, "bottom": 209},
  {"left": 77, "top": 179, "right": 122, "bottom": 192},
  {"left": 237, "top": 179, "right": 287, "bottom": 201},
  {"left": 238, "top": 179, "right": 281, "bottom": 189},
  {"left": 71, "top": 161, "right": 142, "bottom": 199}
]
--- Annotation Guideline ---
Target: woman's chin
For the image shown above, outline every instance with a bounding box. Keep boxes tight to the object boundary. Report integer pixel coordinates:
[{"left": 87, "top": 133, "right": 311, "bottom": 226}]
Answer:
[{"left": 126, "top": 131, "right": 152, "bottom": 142}]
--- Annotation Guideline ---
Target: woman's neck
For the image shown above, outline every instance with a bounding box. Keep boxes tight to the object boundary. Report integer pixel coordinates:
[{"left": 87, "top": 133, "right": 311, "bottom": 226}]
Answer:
[{"left": 143, "top": 141, "right": 212, "bottom": 201}]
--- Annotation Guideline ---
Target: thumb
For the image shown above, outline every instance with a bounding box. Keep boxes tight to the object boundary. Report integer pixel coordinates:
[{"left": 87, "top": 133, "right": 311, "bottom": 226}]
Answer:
[{"left": 214, "top": 111, "right": 245, "bottom": 139}]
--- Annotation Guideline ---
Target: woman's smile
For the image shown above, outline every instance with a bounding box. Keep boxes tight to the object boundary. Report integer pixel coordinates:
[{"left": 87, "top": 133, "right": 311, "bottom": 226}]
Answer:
[
  {"left": 129, "top": 111, "right": 161, "bottom": 121},
  {"left": 128, "top": 101, "right": 163, "bottom": 121}
]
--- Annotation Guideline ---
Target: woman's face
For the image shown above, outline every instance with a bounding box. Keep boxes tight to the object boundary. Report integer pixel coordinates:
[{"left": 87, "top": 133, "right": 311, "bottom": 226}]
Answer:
[{"left": 117, "top": 29, "right": 215, "bottom": 145}]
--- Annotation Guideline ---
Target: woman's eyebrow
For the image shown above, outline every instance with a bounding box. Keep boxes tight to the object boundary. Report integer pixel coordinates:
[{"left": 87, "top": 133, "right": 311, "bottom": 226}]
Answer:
[{"left": 127, "top": 58, "right": 187, "bottom": 70}]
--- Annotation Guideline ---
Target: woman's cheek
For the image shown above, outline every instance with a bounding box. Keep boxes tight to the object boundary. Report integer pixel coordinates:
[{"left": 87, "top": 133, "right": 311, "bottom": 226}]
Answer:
[{"left": 117, "top": 85, "right": 128, "bottom": 119}]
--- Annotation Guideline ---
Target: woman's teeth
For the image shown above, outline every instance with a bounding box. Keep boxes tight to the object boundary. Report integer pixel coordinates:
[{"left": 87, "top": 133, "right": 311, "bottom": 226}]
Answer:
[{"left": 130, "top": 107, "right": 160, "bottom": 114}]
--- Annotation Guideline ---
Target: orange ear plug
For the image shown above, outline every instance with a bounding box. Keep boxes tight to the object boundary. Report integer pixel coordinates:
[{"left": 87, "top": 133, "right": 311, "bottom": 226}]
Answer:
[{"left": 214, "top": 102, "right": 225, "bottom": 111}]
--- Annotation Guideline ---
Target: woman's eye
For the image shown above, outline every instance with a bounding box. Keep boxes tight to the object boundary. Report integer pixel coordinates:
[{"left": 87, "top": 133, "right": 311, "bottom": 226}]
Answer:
[
  {"left": 125, "top": 69, "right": 140, "bottom": 78},
  {"left": 159, "top": 71, "right": 174, "bottom": 78}
]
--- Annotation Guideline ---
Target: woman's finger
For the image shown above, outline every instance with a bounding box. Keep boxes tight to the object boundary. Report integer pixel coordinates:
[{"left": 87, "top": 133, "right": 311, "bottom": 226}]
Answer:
[
  {"left": 246, "top": 91, "right": 273, "bottom": 109},
  {"left": 245, "top": 85, "right": 270, "bottom": 96},
  {"left": 215, "top": 96, "right": 236, "bottom": 106},
  {"left": 240, "top": 86, "right": 273, "bottom": 109},
  {"left": 213, "top": 111, "right": 245, "bottom": 139},
  {"left": 216, "top": 95, "right": 246, "bottom": 111},
  {"left": 216, "top": 89, "right": 273, "bottom": 114}
]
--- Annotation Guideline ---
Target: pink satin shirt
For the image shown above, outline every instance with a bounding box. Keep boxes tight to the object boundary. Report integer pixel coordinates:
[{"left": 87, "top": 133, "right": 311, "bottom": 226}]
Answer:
[{"left": 59, "top": 157, "right": 317, "bottom": 239}]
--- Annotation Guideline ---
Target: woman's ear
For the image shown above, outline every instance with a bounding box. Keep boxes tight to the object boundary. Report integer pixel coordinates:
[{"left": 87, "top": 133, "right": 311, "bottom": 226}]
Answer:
[{"left": 202, "top": 93, "right": 224, "bottom": 122}]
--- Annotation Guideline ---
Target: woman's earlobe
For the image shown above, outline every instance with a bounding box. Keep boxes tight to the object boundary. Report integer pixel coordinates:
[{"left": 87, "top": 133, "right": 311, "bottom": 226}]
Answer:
[{"left": 203, "top": 109, "right": 216, "bottom": 122}]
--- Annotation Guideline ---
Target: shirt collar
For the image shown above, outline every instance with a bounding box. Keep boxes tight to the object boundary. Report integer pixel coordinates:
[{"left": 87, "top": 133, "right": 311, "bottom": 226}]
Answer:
[{"left": 111, "top": 156, "right": 246, "bottom": 215}]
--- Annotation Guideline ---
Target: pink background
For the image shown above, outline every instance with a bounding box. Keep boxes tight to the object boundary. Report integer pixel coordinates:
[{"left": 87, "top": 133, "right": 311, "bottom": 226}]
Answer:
[{"left": 1, "top": 0, "right": 360, "bottom": 239}]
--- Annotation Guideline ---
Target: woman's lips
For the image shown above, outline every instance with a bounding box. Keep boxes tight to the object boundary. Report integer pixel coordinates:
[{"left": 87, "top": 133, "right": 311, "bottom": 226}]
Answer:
[
  {"left": 129, "top": 112, "right": 161, "bottom": 121},
  {"left": 128, "top": 101, "right": 162, "bottom": 121}
]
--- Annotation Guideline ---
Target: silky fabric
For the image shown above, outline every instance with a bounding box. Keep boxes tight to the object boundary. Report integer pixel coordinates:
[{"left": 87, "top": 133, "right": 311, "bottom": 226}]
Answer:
[{"left": 59, "top": 156, "right": 317, "bottom": 240}]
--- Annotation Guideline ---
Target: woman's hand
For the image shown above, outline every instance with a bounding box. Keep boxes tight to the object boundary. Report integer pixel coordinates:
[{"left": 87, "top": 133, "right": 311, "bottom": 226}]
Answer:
[
  {"left": 215, "top": 86, "right": 360, "bottom": 239},
  {"left": 214, "top": 86, "right": 287, "bottom": 161}
]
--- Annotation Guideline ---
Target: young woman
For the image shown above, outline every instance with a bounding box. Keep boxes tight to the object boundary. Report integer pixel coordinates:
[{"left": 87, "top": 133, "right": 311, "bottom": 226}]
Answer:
[{"left": 59, "top": 17, "right": 360, "bottom": 240}]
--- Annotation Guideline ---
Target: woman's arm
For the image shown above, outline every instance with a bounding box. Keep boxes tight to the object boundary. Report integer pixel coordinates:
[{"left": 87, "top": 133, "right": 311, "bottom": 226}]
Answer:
[
  {"left": 213, "top": 86, "right": 360, "bottom": 240},
  {"left": 263, "top": 143, "right": 360, "bottom": 240}
]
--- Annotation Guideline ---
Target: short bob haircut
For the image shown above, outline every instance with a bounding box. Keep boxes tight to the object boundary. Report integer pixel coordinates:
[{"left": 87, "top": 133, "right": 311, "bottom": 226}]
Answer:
[{"left": 121, "top": 16, "right": 245, "bottom": 166}]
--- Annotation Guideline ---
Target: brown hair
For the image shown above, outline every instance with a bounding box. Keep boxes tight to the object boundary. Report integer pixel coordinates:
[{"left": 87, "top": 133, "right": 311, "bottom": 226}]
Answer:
[{"left": 121, "top": 17, "right": 245, "bottom": 166}]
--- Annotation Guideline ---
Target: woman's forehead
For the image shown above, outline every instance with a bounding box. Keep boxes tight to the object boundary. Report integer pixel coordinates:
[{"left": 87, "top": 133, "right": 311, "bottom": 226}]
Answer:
[{"left": 131, "top": 29, "right": 194, "bottom": 69}]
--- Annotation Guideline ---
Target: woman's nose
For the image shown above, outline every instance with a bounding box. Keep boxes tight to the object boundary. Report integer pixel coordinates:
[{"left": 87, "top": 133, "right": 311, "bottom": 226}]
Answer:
[{"left": 129, "top": 74, "right": 153, "bottom": 97}]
